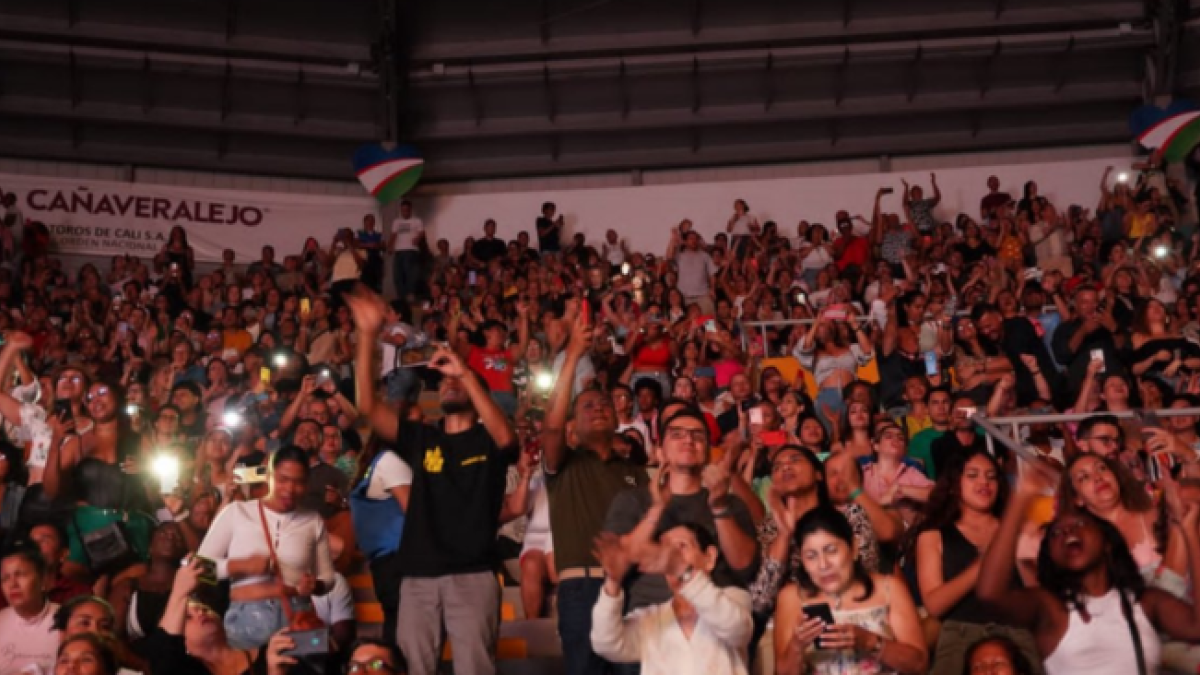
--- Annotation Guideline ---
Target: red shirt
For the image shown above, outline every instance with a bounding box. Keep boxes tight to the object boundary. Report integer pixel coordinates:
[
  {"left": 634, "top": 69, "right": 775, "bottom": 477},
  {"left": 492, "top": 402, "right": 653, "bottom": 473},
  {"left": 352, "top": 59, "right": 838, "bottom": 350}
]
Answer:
[
  {"left": 467, "top": 346, "right": 514, "bottom": 394},
  {"left": 835, "top": 236, "right": 870, "bottom": 270}
]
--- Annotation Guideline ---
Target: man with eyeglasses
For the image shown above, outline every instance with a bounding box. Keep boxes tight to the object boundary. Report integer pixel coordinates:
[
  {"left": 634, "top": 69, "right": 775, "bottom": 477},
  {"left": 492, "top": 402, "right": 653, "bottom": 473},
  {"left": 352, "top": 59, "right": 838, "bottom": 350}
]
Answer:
[
  {"left": 930, "top": 396, "right": 991, "bottom": 478},
  {"left": 540, "top": 312, "right": 648, "bottom": 675},
  {"left": 603, "top": 407, "right": 759, "bottom": 622},
  {"left": 1074, "top": 414, "right": 1123, "bottom": 461}
]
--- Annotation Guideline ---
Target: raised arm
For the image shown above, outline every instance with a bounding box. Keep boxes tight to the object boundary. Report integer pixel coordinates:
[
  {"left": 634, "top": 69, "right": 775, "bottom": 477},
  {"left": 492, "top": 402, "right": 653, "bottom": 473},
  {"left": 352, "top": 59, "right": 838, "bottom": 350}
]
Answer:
[
  {"left": 430, "top": 344, "right": 515, "bottom": 449},
  {"left": 977, "top": 463, "right": 1058, "bottom": 629},
  {"left": 345, "top": 286, "right": 400, "bottom": 443},
  {"left": 1143, "top": 499, "right": 1200, "bottom": 641},
  {"left": 542, "top": 314, "right": 592, "bottom": 473}
]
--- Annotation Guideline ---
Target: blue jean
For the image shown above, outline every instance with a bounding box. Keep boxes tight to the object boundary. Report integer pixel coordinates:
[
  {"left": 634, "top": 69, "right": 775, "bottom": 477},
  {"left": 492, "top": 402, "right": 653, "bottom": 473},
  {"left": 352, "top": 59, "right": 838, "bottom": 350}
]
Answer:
[
  {"left": 815, "top": 386, "right": 845, "bottom": 435},
  {"left": 558, "top": 577, "right": 619, "bottom": 675},
  {"left": 491, "top": 391, "right": 518, "bottom": 417},
  {"left": 393, "top": 251, "right": 421, "bottom": 300},
  {"left": 224, "top": 597, "right": 314, "bottom": 650},
  {"left": 384, "top": 367, "right": 422, "bottom": 403}
]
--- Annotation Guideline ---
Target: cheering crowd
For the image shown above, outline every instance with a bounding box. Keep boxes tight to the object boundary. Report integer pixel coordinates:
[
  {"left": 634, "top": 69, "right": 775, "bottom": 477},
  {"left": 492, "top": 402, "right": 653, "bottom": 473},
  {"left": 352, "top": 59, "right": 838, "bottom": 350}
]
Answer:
[{"left": 1, "top": 160, "right": 1200, "bottom": 675}]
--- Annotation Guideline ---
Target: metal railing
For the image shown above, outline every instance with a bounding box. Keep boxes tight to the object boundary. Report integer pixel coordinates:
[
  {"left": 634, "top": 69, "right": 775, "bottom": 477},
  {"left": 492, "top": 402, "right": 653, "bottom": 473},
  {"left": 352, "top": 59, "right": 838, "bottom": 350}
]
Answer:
[
  {"left": 738, "top": 305, "right": 1062, "bottom": 354},
  {"left": 972, "top": 408, "right": 1200, "bottom": 478}
]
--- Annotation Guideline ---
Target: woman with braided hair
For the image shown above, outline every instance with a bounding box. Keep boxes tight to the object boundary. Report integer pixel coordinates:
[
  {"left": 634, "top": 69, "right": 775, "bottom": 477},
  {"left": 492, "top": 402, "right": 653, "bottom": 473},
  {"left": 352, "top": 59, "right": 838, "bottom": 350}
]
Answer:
[{"left": 977, "top": 462, "right": 1200, "bottom": 675}]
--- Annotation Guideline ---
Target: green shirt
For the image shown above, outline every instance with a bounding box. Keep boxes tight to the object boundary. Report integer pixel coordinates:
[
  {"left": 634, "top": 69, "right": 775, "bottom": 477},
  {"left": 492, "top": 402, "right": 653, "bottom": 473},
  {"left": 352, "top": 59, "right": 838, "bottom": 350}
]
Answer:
[
  {"left": 908, "top": 428, "right": 946, "bottom": 479},
  {"left": 546, "top": 446, "right": 648, "bottom": 573}
]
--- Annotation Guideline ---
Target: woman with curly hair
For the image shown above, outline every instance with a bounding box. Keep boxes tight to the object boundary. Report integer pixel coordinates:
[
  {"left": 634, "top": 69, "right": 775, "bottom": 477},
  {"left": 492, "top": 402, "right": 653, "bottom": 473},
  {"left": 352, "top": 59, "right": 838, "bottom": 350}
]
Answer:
[
  {"left": 905, "top": 449, "right": 1038, "bottom": 675},
  {"left": 978, "top": 464, "right": 1200, "bottom": 675},
  {"left": 1057, "top": 453, "right": 1186, "bottom": 597}
]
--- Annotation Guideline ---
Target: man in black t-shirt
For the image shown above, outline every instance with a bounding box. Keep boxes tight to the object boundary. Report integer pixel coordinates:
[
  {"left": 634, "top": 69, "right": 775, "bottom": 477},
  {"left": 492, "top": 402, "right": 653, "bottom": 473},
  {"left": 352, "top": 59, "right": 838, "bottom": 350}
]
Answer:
[
  {"left": 349, "top": 288, "right": 517, "bottom": 675},
  {"left": 471, "top": 219, "right": 507, "bottom": 264},
  {"left": 536, "top": 201, "right": 563, "bottom": 254}
]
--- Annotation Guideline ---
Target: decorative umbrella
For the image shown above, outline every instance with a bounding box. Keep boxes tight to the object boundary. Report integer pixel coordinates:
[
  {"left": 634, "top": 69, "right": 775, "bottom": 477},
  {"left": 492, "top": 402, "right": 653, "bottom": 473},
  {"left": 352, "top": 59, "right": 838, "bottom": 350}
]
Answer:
[{"left": 1137, "top": 111, "right": 1200, "bottom": 162}]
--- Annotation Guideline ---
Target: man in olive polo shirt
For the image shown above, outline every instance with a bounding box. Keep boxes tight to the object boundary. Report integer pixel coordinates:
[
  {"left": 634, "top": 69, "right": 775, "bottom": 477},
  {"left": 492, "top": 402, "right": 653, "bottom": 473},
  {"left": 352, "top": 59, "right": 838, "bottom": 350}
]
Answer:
[{"left": 542, "top": 313, "right": 648, "bottom": 675}]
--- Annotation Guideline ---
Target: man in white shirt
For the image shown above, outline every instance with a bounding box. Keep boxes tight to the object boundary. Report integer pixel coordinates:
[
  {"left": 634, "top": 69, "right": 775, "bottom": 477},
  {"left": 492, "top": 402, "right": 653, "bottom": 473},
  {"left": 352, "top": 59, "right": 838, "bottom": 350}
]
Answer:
[
  {"left": 601, "top": 230, "right": 628, "bottom": 267},
  {"left": 671, "top": 230, "right": 717, "bottom": 315},
  {"left": 389, "top": 200, "right": 424, "bottom": 302}
]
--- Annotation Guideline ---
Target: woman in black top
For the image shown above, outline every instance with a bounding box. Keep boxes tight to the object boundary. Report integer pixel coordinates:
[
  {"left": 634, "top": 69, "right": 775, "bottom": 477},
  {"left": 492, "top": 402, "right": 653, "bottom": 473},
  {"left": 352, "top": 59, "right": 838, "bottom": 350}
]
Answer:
[
  {"left": 1129, "top": 298, "right": 1200, "bottom": 385},
  {"left": 907, "top": 449, "right": 1040, "bottom": 675},
  {"left": 146, "top": 557, "right": 261, "bottom": 675},
  {"left": 954, "top": 220, "right": 995, "bottom": 266},
  {"left": 159, "top": 226, "right": 195, "bottom": 287},
  {"left": 110, "top": 522, "right": 188, "bottom": 654}
]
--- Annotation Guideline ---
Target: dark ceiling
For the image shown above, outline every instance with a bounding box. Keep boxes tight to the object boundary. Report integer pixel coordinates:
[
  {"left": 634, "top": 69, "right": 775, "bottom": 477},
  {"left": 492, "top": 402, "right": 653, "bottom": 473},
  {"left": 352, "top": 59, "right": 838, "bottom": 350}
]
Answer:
[{"left": 0, "top": 0, "right": 1196, "bottom": 183}]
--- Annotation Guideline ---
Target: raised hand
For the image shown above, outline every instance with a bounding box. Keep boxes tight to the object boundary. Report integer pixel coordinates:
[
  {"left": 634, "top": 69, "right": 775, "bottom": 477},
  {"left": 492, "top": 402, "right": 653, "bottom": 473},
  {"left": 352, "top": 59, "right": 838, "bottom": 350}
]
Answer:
[
  {"left": 592, "top": 532, "right": 632, "bottom": 583},
  {"left": 701, "top": 464, "right": 732, "bottom": 508},
  {"left": 344, "top": 285, "right": 386, "bottom": 336},
  {"left": 429, "top": 344, "right": 467, "bottom": 378},
  {"left": 566, "top": 313, "right": 595, "bottom": 360}
]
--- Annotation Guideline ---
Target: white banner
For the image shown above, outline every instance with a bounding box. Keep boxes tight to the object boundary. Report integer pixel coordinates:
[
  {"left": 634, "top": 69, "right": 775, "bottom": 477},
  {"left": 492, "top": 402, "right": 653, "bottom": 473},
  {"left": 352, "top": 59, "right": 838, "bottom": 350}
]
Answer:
[{"left": 0, "top": 173, "right": 378, "bottom": 263}]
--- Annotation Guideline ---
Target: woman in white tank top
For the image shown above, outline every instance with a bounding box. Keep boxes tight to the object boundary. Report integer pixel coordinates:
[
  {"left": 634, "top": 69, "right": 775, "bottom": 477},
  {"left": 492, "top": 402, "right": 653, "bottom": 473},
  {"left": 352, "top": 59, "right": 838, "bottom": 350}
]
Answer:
[{"left": 978, "top": 468, "right": 1200, "bottom": 675}]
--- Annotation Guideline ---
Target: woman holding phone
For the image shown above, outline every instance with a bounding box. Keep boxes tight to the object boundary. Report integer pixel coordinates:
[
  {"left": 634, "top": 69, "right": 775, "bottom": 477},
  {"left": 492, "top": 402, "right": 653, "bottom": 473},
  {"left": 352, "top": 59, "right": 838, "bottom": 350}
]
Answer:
[
  {"left": 793, "top": 306, "right": 874, "bottom": 432},
  {"left": 773, "top": 507, "right": 928, "bottom": 674},
  {"left": 197, "top": 446, "right": 334, "bottom": 649}
]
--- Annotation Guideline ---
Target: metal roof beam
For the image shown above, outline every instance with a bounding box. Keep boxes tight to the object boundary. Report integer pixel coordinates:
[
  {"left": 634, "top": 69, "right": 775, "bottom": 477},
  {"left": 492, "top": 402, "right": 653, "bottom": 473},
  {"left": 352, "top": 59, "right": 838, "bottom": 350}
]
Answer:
[
  {"left": 412, "top": 27, "right": 1152, "bottom": 82},
  {"left": 411, "top": 3, "right": 1145, "bottom": 63},
  {"left": 409, "top": 81, "right": 1137, "bottom": 141}
]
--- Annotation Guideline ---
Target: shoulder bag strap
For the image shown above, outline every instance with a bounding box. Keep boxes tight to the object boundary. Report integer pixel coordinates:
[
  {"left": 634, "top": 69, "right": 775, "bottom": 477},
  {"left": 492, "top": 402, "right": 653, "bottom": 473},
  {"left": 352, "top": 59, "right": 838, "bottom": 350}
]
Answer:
[
  {"left": 69, "top": 511, "right": 93, "bottom": 568},
  {"left": 256, "top": 501, "right": 294, "bottom": 622},
  {"left": 1118, "top": 590, "right": 1148, "bottom": 675}
]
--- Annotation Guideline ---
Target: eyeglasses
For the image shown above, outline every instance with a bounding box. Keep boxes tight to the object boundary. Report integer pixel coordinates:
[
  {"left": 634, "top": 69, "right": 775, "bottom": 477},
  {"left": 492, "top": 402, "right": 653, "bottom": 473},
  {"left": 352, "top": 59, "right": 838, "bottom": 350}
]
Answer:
[
  {"left": 86, "top": 386, "right": 110, "bottom": 403},
  {"left": 346, "top": 660, "right": 395, "bottom": 675},
  {"left": 664, "top": 426, "right": 708, "bottom": 443}
]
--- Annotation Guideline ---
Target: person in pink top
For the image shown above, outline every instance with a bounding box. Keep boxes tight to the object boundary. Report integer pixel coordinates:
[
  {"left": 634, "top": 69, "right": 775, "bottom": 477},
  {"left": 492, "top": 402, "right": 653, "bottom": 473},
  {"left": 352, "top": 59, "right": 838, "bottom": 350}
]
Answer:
[
  {"left": 0, "top": 547, "right": 60, "bottom": 675},
  {"left": 860, "top": 421, "right": 935, "bottom": 528}
]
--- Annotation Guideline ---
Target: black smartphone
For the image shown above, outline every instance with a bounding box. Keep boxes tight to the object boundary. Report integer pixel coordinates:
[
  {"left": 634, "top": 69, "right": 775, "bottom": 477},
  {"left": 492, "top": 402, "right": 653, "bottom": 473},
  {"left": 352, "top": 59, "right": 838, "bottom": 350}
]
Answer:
[
  {"left": 803, "top": 602, "right": 835, "bottom": 649},
  {"left": 193, "top": 555, "right": 218, "bottom": 586},
  {"left": 52, "top": 399, "right": 73, "bottom": 422},
  {"left": 283, "top": 628, "right": 330, "bottom": 657}
]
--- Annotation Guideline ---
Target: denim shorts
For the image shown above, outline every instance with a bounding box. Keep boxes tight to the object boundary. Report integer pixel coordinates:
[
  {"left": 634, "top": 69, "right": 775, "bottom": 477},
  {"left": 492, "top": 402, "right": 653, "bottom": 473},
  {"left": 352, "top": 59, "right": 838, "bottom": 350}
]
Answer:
[{"left": 224, "top": 597, "right": 313, "bottom": 650}]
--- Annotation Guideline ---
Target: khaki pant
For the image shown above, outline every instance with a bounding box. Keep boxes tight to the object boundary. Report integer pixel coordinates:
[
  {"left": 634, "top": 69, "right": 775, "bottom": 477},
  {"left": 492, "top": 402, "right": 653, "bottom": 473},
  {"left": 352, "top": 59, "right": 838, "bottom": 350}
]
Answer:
[
  {"left": 398, "top": 572, "right": 501, "bottom": 675},
  {"left": 930, "top": 620, "right": 1042, "bottom": 675},
  {"left": 686, "top": 295, "right": 715, "bottom": 316}
]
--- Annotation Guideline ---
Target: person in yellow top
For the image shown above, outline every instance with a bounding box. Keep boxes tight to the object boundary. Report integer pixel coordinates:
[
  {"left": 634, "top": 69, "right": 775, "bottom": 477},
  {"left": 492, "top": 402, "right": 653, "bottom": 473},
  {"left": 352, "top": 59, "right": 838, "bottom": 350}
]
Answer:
[
  {"left": 219, "top": 305, "right": 253, "bottom": 354},
  {"left": 1124, "top": 196, "right": 1157, "bottom": 240},
  {"left": 996, "top": 214, "right": 1028, "bottom": 271}
]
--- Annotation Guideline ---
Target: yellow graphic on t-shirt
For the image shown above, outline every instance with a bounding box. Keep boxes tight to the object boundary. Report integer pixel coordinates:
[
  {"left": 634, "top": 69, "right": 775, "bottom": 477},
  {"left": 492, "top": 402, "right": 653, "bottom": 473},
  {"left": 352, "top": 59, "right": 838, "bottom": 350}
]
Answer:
[{"left": 424, "top": 447, "right": 444, "bottom": 473}]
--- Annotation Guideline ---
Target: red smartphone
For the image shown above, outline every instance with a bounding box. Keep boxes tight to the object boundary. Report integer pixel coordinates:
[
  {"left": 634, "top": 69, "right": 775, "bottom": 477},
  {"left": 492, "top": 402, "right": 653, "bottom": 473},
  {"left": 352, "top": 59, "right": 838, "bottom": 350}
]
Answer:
[
  {"left": 580, "top": 299, "right": 590, "bottom": 326},
  {"left": 759, "top": 430, "right": 787, "bottom": 446}
]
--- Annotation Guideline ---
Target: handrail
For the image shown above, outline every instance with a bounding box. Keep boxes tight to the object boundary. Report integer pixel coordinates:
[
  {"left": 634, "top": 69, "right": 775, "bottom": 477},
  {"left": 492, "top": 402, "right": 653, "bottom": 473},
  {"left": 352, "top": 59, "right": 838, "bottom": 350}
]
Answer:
[
  {"left": 739, "top": 305, "right": 1062, "bottom": 353},
  {"left": 971, "top": 408, "right": 1200, "bottom": 480}
]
